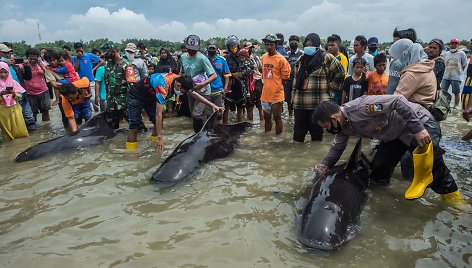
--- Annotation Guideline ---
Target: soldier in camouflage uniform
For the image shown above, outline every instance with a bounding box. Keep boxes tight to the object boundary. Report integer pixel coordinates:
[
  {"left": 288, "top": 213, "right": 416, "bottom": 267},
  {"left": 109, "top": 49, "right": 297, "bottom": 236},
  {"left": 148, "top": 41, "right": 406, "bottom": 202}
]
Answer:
[{"left": 100, "top": 41, "right": 133, "bottom": 129}]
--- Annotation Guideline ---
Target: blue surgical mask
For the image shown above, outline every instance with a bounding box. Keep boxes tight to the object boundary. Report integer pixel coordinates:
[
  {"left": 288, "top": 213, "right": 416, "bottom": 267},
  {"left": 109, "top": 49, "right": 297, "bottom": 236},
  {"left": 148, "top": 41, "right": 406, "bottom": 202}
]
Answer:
[
  {"left": 303, "top": 46, "right": 318, "bottom": 56},
  {"left": 0, "top": 57, "right": 9, "bottom": 63}
]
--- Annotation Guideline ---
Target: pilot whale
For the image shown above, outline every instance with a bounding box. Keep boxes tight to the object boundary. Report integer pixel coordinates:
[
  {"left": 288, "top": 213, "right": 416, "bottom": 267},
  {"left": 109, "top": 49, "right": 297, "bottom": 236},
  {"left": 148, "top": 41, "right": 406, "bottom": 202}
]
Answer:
[
  {"left": 151, "top": 112, "right": 250, "bottom": 186},
  {"left": 298, "top": 138, "right": 370, "bottom": 251},
  {"left": 15, "top": 112, "right": 116, "bottom": 162}
]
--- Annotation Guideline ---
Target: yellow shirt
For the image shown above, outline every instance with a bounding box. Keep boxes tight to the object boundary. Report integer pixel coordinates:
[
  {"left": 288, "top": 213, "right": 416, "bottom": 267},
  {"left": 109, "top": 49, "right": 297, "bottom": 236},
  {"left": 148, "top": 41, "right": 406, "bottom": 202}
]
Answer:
[
  {"left": 335, "top": 52, "right": 348, "bottom": 77},
  {"left": 260, "top": 53, "right": 291, "bottom": 102}
]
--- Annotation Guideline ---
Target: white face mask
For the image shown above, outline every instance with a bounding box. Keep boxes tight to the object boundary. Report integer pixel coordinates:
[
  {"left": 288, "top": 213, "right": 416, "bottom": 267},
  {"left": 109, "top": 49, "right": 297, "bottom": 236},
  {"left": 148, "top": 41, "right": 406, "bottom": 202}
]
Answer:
[
  {"left": 126, "top": 52, "right": 135, "bottom": 61},
  {"left": 450, "top": 48, "right": 458, "bottom": 53}
]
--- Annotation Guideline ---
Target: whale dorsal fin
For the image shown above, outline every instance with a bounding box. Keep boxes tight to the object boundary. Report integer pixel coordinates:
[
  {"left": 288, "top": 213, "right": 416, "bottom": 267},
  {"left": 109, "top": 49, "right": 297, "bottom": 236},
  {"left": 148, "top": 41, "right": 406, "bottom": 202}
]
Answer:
[{"left": 344, "top": 138, "right": 363, "bottom": 171}]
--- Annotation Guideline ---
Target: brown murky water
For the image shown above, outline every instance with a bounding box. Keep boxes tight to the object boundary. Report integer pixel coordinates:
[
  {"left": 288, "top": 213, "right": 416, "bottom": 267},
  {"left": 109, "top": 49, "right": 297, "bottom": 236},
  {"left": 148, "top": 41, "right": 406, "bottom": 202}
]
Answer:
[{"left": 1, "top": 105, "right": 471, "bottom": 268}]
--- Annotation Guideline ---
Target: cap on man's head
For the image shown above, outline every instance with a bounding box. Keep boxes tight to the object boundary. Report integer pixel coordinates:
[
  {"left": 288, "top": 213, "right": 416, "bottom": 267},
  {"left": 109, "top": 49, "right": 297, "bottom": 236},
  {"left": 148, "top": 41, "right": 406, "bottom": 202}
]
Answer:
[
  {"left": 239, "top": 49, "right": 250, "bottom": 58},
  {"left": 207, "top": 39, "right": 218, "bottom": 49},
  {"left": 125, "top": 43, "right": 137, "bottom": 53},
  {"left": 185, "top": 35, "right": 201, "bottom": 51},
  {"left": 0, "top": 44, "right": 13, "bottom": 53},
  {"left": 242, "top": 41, "right": 254, "bottom": 48},
  {"left": 368, "top": 37, "right": 379, "bottom": 46},
  {"left": 289, "top": 35, "right": 299, "bottom": 42},
  {"left": 262, "top": 34, "right": 280, "bottom": 44},
  {"left": 100, "top": 41, "right": 116, "bottom": 51},
  {"left": 450, "top": 38, "right": 459, "bottom": 44}
]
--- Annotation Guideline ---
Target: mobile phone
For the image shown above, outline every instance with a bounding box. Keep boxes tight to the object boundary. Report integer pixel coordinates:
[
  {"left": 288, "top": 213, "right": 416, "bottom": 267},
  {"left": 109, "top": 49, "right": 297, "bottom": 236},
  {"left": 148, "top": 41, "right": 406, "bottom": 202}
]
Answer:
[
  {"left": 14, "top": 58, "right": 24, "bottom": 64},
  {"left": 6, "top": 87, "right": 13, "bottom": 92}
]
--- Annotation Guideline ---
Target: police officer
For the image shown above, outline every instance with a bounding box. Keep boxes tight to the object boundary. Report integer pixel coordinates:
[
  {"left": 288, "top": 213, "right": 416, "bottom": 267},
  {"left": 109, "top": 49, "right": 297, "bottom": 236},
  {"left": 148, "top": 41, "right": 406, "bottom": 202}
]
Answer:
[{"left": 311, "top": 95, "right": 461, "bottom": 202}]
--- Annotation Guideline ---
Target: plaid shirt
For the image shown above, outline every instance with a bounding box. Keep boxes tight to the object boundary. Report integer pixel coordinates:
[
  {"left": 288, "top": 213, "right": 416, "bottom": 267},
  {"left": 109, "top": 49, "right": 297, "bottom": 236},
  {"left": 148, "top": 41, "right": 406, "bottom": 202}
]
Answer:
[{"left": 292, "top": 52, "right": 345, "bottom": 110}]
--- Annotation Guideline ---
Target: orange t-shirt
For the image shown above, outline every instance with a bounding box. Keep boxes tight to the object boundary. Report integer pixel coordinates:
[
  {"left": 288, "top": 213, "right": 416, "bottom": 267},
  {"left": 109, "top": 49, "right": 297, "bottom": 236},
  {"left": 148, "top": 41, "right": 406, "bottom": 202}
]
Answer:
[
  {"left": 260, "top": 53, "right": 291, "bottom": 102},
  {"left": 367, "top": 71, "right": 389, "bottom": 95},
  {"left": 61, "top": 78, "right": 91, "bottom": 118}
]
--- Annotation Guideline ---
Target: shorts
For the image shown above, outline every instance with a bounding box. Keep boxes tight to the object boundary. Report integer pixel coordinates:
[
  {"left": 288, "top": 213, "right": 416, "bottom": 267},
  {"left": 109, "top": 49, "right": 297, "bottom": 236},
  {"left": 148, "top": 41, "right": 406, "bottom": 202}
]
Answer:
[
  {"left": 27, "top": 91, "right": 51, "bottom": 114},
  {"left": 440, "top": 79, "right": 461, "bottom": 94},
  {"left": 247, "top": 79, "right": 262, "bottom": 107},
  {"left": 127, "top": 94, "right": 156, "bottom": 130},
  {"left": 261, "top": 101, "right": 283, "bottom": 114},
  {"left": 72, "top": 102, "right": 93, "bottom": 123},
  {"left": 224, "top": 81, "right": 246, "bottom": 111}
]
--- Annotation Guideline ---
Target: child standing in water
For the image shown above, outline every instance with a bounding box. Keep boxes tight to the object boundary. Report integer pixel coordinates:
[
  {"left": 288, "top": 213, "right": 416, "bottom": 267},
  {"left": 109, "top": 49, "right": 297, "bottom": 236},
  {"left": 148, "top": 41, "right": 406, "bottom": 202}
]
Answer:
[{"left": 341, "top": 57, "right": 368, "bottom": 104}]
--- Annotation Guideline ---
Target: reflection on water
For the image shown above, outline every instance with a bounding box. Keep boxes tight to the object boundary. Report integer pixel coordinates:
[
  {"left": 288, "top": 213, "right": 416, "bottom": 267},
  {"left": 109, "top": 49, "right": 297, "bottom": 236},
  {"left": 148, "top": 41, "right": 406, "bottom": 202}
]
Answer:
[{"left": 1, "top": 106, "right": 471, "bottom": 267}]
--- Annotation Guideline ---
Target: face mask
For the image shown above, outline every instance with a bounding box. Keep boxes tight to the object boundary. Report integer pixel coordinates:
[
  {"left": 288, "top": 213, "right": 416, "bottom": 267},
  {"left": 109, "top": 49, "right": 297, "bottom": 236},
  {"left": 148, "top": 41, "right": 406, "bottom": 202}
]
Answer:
[
  {"left": 304, "top": 46, "right": 317, "bottom": 56},
  {"left": 126, "top": 52, "right": 135, "bottom": 61},
  {"left": 326, "top": 118, "right": 343, "bottom": 134},
  {"left": 208, "top": 50, "right": 216, "bottom": 57},
  {"left": 290, "top": 44, "right": 298, "bottom": 51},
  {"left": 450, "top": 48, "right": 458, "bottom": 53},
  {"left": 230, "top": 47, "right": 238, "bottom": 54},
  {"left": 188, "top": 50, "right": 198, "bottom": 56},
  {"left": 0, "top": 57, "right": 9, "bottom": 63}
]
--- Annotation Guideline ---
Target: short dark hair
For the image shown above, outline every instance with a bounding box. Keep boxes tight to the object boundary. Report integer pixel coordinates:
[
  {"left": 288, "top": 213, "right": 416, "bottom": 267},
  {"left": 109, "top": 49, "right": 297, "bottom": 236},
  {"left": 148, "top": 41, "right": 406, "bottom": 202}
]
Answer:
[
  {"left": 331, "top": 34, "right": 342, "bottom": 42},
  {"left": 312, "top": 101, "right": 341, "bottom": 123},
  {"left": 289, "top": 35, "right": 299, "bottom": 42},
  {"left": 374, "top": 53, "right": 387, "bottom": 66},
  {"left": 43, "top": 49, "right": 59, "bottom": 62},
  {"left": 137, "top": 42, "right": 146, "bottom": 49},
  {"left": 59, "top": 82, "right": 78, "bottom": 96},
  {"left": 355, "top": 35, "right": 368, "bottom": 47},
  {"left": 393, "top": 27, "right": 417, "bottom": 43},
  {"left": 327, "top": 35, "right": 341, "bottom": 45},
  {"left": 63, "top": 45, "right": 71, "bottom": 51},
  {"left": 25, "top": 48, "right": 40, "bottom": 57},
  {"left": 275, "top": 33, "right": 284, "bottom": 46},
  {"left": 352, "top": 57, "right": 367, "bottom": 66},
  {"left": 175, "top": 75, "right": 194, "bottom": 91},
  {"left": 58, "top": 51, "right": 71, "bottom": 60},
  {"left": 73, "top": 42, "right": 83, "bottom": 50},
  {"left": 91, "top": 48, "right": 101, "bottom": 55}
]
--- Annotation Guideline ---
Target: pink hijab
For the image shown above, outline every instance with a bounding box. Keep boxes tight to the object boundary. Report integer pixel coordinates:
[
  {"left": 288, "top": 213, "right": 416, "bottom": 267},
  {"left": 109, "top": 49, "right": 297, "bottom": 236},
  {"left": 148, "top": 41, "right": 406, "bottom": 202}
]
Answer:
[{"left": 0, "top": 62, "right": 25, "bottom": 106}]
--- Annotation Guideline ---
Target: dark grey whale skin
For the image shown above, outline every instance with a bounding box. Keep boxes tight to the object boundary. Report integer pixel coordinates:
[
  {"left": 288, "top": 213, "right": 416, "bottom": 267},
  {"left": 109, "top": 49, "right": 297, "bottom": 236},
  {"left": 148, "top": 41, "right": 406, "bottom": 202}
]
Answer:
[
  {"left": 298, "top": 138, "right": 370, "bottom": 251},
  {"left": 15, "top": 112, "right": 116, "bottom": 162},
  {"left": 151, "top": 113, "right": 250, "bottom": 186}
]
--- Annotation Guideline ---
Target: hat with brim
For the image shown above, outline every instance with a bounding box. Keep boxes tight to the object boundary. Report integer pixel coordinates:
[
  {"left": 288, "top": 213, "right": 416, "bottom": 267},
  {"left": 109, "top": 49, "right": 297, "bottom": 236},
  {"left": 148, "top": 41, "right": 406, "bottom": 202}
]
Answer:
[
  {"left": 0, "top": 44, "right": 13, "bottom": 53},
  {"left": 450, "top": 38, "right": 459, "bottom": 44},
  {"left": 262, "top": 34, "right": 279, "bottom": 44},
  {"left": 125, "top": 43, "right": 137, "bottom": 53},
  {"left": 185, "top": 35, "right": 201, "bottom": 50},
  {"left": 242, "top": 41, "right": 254, "bottom": 48}
]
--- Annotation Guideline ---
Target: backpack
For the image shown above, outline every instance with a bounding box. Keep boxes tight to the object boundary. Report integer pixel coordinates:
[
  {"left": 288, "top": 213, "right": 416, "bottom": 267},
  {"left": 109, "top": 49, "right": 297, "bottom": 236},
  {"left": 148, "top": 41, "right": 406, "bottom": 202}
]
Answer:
[{"left": 430, "top": 90, "right": 451, "bottom": 121}]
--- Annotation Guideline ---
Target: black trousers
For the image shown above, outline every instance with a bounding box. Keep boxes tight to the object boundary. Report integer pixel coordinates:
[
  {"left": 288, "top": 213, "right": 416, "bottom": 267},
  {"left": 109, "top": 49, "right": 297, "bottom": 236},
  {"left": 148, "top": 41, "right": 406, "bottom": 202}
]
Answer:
[
  {"left": 293, "top": 109, "right": 323, "bottom": 142},
  {"left": 370, "top": 119, "right": 458, "bottom": 194}
]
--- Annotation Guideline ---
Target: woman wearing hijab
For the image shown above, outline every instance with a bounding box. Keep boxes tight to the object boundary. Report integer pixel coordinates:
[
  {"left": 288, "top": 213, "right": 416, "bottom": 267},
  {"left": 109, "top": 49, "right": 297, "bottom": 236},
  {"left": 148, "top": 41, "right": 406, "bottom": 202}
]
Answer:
[
  {"left": 291, "top": 33, "right": 345, "bottom": 143},
  {"left": 156, "top": 48, "right": 178, "bottom": 74},
  {"left": 0, "top": 62, "right": 28, "bottom": 140},
  {"left": 389, "top": 38, "right": 436, "bottom": 109}
]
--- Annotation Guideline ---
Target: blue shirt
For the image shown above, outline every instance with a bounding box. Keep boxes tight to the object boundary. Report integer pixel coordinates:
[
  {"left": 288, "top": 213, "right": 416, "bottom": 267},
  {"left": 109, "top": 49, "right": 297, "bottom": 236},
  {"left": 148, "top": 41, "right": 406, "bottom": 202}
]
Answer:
[
  {"left": 72, "top": 53, "right": 101, "bottom": 81},
  {"left": 207, "top": 54, "right": 230, "bottom": 92},
  {"left": 277, "top": 46, "right": 288, "bottom": 57},
  {"left": 9, "top": 66, "right": 20, "bottom": 83}
]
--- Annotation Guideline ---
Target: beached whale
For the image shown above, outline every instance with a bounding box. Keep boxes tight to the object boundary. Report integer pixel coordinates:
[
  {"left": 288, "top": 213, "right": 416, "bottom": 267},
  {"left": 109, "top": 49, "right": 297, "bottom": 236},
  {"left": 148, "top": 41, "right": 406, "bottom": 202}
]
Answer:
[
  {"left": 298, "top": 138, "right": 370, "bottom": 251},
  {"left": 15, "top": 112, "right": 116, "bottom": 162},
  {"left": 151, "top": 112, "right": 250, "bottom": 186}
]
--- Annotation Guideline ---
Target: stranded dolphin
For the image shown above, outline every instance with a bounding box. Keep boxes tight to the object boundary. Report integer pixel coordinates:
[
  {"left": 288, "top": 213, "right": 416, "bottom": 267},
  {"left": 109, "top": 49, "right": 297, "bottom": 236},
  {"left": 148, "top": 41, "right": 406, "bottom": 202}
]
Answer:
[
  {"left": 151, "top": 112, "right": 250, "bottom": 185},
  {"left": 15, "top": 112, "right": 116, "bottom": 162},
  {"left": 298, "top": 138, "right": 370, "bottom": 251}
]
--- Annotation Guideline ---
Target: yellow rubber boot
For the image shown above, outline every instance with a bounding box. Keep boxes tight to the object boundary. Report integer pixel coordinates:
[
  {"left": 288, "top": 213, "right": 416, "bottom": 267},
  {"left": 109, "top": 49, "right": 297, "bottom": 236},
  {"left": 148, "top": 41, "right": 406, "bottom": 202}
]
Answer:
[
  {"left": 150, "top": 135, "right": 159, "bottom": 142},
  {"left": 405, "top": 142, "right": 434, "bottom": 200},
  {"left": 126, "top": 141, "right": 138, "bottom": 150},
  {"left": 441, "top": 190, "right": 465, "bottom": 205}
]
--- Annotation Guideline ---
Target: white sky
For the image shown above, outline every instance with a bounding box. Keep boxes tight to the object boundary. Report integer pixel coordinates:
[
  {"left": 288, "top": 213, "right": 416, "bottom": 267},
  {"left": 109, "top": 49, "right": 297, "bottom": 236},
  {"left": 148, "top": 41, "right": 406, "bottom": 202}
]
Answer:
[{"left": 1, "top": 0, "right": 471, "bottom": 44}]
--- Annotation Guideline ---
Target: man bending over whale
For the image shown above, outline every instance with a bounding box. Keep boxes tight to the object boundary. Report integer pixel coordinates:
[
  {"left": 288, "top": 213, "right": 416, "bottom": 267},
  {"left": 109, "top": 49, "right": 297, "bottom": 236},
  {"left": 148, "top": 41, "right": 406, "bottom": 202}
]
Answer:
[
  {"left": 126, "top": 74, "right": 224, "bottom": 151},
  {"left": 311, "top": 95, "right": 462, "bottom": 203},
  {"left": 59, "top": 78, "right": 92, "bottom": 133}
]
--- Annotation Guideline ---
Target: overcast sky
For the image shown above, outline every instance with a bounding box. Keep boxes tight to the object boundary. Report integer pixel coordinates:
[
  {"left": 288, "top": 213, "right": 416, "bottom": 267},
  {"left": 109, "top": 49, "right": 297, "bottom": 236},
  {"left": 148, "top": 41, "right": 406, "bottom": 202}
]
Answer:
[{"left": 1, "top": 0, "right": 471, "bottom": 45}]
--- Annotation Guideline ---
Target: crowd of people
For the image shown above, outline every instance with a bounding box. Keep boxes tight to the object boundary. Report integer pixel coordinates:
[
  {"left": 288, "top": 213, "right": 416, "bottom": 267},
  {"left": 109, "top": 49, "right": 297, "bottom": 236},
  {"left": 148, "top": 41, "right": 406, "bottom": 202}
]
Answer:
[{"left": 1, "top": 27, "right": 471, "bottom": 205}]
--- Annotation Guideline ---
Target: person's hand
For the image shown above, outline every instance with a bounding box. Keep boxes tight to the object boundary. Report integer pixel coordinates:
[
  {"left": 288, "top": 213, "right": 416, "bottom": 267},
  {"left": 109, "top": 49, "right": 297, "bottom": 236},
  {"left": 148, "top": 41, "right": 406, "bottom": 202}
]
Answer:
[
  {"left": 95, "top": 97, "right": 100, "bottom": 106},
  {"left": 233, "top": 72, "right": 242, "bottom": 80},
  {"left": 156, "top": 137, "right": 164, "bottom": 151},
  {"left": 194, "top": 83, "right": 204, "bottom": 90},
  {"left": 76, "top": 51, "right": 83, "bottom": 59},
  {"left": 23, "top": 59, "right": 30, "bottom": 67},
  {"left": 463, "top": 108, "right": 472, "bottom": 122},
  {"left": 211, "top": 104, "right": 224, "bottom": 113},
  {"left": 415, "top": 129, "right": 432, "bottom": 147},
  {"left": 290, "top": 94, "right": 295, "bottom": 106},
  {"left": 312, "top": 164, "right": 329, "bottom": 177}
]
